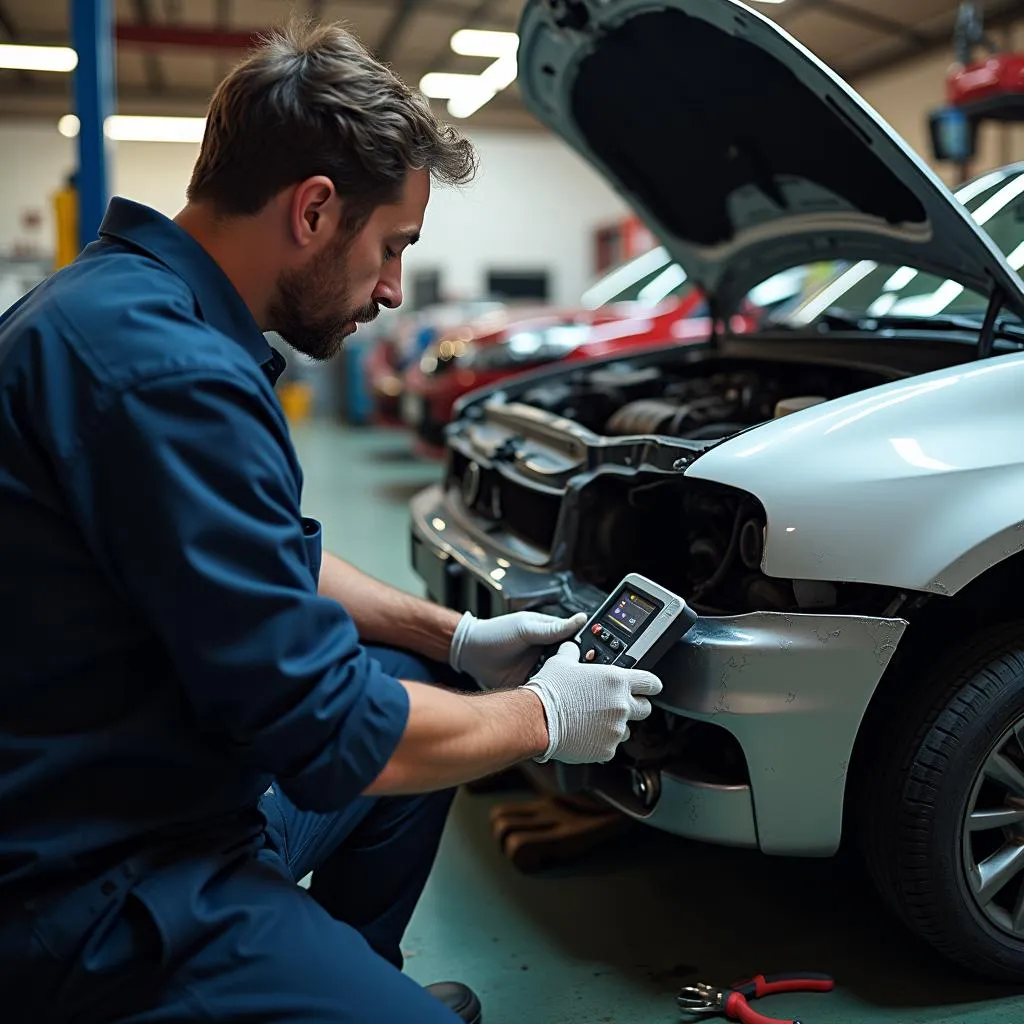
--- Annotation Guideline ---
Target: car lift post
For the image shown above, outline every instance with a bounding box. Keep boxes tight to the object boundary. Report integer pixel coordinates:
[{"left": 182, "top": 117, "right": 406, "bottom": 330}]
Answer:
[{"left": 71, "top": 0, "right": 115, "bottom": 253}]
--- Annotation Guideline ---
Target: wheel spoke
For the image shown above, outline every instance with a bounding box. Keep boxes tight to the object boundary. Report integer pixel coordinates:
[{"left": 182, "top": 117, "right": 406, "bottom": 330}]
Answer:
[
  {"left": 969, "top": 807, "right": 1024, "bottom": 832},
  {"left": 984, "top": 753, "right": 1024, "bottom": 799},
  {"left": 973, "top": 843, "right": 1024, "bottom": 905},
  {"left": 1014, "top": 883, "right": 1024, "bottom": 934}
]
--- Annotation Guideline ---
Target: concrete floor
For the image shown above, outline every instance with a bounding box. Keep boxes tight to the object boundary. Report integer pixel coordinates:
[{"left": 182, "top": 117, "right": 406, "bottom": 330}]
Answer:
[{"left": 292, "top": 421, "right": 1024, "bottom": 1024}]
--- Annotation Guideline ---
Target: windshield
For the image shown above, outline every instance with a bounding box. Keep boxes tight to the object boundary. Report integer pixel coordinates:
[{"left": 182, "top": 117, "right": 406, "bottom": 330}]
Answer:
[
  {"left": 770, "top": 165, "right": 1024, "bottom": 328},
  {"left": 579, "top": 247, "right": 687, "bottom": 308}
]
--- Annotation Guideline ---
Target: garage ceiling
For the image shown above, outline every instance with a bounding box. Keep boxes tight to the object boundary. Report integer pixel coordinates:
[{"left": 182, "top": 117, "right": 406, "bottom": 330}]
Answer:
[{"left": 2, "top": 0, "right": 1024, "bottom": 130}]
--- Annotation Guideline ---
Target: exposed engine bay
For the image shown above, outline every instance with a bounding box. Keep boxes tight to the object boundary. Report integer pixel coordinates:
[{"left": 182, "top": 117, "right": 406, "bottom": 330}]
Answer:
[
  {"left": 511, "top": 356, "right": 896, "bottom": 442},
  {"left": 454, "top": 354, "right": 904, "bottom": 620}
]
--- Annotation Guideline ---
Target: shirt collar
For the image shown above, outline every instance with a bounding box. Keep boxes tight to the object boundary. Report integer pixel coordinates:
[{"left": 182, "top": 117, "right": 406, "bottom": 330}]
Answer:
[{"left": 98, "top": 197, "right": 286, "bottom": 385}]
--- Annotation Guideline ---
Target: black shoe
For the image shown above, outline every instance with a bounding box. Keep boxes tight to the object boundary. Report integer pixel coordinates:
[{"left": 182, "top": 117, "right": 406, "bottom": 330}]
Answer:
[{"left": 425, "top": 981, "right": 482, "bottom": 1024}]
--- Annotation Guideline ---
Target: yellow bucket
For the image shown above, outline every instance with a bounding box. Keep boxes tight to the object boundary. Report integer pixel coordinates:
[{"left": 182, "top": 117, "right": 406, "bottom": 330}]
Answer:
[{"left": 279, "top": 381, "right": 314, "bottom": 423}]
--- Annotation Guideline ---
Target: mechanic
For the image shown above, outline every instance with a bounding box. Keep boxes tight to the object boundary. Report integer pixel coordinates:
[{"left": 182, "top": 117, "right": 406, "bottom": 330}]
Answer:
[{"left": 0, "top": 18, "right": 663, "bottom": 1024}]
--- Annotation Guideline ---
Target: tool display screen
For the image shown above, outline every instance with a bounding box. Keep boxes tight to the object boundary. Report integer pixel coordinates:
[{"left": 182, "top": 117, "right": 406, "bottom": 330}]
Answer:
[{"left": 604, "top": 589, "right": 659, "bottom": 636}]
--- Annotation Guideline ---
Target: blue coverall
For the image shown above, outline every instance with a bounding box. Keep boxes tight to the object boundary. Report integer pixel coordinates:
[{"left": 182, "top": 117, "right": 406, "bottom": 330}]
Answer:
[{"left": 0, "top": 198, "right": 466, "bottom": 1022}]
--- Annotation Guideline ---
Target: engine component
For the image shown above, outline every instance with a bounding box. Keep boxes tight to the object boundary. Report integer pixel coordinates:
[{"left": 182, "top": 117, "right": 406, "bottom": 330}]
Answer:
[
  {"left": 793, "top": 579, "right": 839, "bottom": 609},
  {"left": 630, "top": 766, "right": 661, "bottom": 808},
  {"left": 745, "top": 577, "right": 796, "bottom": 611},
  {"left": 739, "top": 518, "right": 765, "bottom": 570},
  {"left": 585, "top": 365, "right": 663, "bottom": 390},
  {"left": 605, "top": 398, "right": 686, "bottom": 435},
  {"left": 775, "top": 395, "right": 827, "bottom": 418},
  {"left": 688, "top": 536, "right": 723, "bottom": 584}
]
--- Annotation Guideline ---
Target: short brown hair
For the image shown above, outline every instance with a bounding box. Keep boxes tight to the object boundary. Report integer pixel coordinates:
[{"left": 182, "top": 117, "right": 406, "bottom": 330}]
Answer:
[{"left": 186, "top": 18, "right": 478, "bottom": 227}]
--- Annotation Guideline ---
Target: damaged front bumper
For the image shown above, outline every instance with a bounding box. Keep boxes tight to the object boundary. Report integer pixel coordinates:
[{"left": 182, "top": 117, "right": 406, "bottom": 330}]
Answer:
[{"left": 410, "top": 484, "right": 907, "bottom": 857}]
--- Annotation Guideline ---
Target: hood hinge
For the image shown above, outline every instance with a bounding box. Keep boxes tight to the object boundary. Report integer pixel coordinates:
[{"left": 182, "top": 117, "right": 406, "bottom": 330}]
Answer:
[{"left": 547, "top": 0, "right": 591, "bottom": 31}]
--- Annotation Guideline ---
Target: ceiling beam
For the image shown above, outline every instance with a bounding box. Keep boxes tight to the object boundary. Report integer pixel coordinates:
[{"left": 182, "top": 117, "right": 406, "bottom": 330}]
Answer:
[
  {"left": 420, "top": 0, "right": 503, "bottom": 77},
  {"left": 376, "top": 0, "right": 421, "bottom": 61},
  {"left": 214, "top": 0, "right": 232, "bottom": 81},
  {"left": 132, "top": 0, "right": 166, "bottom": 94},
  {"left": 846, "top": 0, "right": 1024, "bottom": 81},
  {"left": 0, "top": 1, "right": 34, "bottom": 88},
  {"left": 113, "top": 24, "right": 262, "bottom": 50},
  {"left": 0, "top": 1, "right": 17, "bottom": 39}
]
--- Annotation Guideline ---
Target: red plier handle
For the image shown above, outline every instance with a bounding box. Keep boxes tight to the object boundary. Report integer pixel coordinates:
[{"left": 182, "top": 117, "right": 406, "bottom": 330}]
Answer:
[{"left": 724, "top": 973, "right": 835, "bottom": 1024}]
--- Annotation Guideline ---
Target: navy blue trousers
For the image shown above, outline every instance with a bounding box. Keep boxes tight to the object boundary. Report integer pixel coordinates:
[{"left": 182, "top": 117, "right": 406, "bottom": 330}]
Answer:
[{"left": 6, "top": 646, "right": 470, "bottom": 1023}]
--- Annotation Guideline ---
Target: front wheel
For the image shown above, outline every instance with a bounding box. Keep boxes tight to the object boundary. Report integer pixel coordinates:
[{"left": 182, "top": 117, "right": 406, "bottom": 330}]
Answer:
[{"left": 862, "top": 621, "right": 1024, "bottom": 981}]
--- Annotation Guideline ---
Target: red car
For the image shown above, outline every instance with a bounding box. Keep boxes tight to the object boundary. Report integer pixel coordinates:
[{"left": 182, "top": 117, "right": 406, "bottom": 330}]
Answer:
[
  {"left": 400, "top": 254, "right": 824, "bottom": 454},
  {"left": 399, "top": 247, "right": 704, "bottom": 451},
  {"left": 364, "top": 300, "right": 508, "bottom": 427}
]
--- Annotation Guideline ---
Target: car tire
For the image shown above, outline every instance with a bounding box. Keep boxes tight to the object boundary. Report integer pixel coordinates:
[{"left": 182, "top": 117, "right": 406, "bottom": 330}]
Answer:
[{"left": 861, "top": 619, "right": 1024, "bottom": 981}]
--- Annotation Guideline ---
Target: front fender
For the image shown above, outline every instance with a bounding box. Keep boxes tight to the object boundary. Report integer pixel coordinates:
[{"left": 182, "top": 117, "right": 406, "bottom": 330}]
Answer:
[{"left": 685, "top": 351, "right": 1024, "bottom": 595}]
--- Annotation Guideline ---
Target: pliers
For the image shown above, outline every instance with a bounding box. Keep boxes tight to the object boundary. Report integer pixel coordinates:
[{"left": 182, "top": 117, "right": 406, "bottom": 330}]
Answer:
[{"left": 677, "top": 972, "right": 835, "bottom": 1024}]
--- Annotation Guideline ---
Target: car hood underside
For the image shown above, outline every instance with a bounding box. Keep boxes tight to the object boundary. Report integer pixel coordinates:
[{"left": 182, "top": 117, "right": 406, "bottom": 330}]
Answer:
[{"left": 516, "top": 0, "right": 1024, "bottom": 319}]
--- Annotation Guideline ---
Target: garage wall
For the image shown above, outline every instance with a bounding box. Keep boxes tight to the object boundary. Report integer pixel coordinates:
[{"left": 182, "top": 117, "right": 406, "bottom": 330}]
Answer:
[
  {"left": 854, "top": 19, "right": 1024, "bottom": 188},
  {"left": 0, "top": 123, "right": 629, "bottom": 306}
]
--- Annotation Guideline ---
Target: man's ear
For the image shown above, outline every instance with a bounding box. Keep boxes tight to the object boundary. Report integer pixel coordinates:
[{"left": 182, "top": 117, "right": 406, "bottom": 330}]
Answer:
[{"left": 289, "top": 176, "right": 337, "bottom": 248}]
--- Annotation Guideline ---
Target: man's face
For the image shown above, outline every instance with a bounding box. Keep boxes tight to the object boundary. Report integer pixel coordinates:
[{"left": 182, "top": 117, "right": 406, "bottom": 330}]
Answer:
[{"left": 269, "top": 168, "right": 429, "bottom": 361}]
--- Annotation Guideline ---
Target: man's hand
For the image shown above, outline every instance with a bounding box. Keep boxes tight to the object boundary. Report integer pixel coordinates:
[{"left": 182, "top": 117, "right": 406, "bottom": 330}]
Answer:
[
  {"left": 366, "top": 639, "right": 663, "bottom": 795},
  {"left": 524, "top": 641, "right": 663, "bottom": 764},
  {"left": 448, "top": 609, "right": 588, "bottom": 689}
]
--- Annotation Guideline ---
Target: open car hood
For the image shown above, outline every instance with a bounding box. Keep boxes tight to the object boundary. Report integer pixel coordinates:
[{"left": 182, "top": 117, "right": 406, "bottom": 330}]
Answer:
[{"left": 516, "top": 0, "right": 1024, "bottom": 319}]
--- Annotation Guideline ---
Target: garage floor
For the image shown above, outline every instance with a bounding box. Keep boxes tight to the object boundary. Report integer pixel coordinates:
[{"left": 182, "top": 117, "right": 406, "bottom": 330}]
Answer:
[{"left": 293, "top": 421, "right": 1024, "bottom": 1024}]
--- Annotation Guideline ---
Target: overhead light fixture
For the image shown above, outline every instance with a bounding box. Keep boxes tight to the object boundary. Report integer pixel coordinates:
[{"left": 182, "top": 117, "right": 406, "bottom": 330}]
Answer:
[
  {"left": 419, "top": 29, "right": 519, "bottom": 118},
  {"left": 450, "top": 29, "right": 518, "bottom": 58},
  {"left": 420, "top": 72, "right": 479, "bottom": 99},
  {"left": 59, "top": 114, "right": 207, "bottom": 143},
  {"left": 446, "top": 53, "right": 518, "bottom": 118},
  {"left": 0, "top": 43, "right": 78, "bottom": 72}
]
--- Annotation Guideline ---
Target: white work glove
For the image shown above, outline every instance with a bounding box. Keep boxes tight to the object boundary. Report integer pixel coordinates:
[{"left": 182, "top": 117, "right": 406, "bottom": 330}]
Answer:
[
  {"left": 449, "top": 609, "right": 588, "bottom": 689},
  {"left": 523, "top": 641, "right": 663, "bottom": 764}
]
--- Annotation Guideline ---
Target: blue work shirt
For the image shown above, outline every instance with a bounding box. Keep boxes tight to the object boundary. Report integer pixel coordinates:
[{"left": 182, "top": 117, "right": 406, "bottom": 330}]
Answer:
[{"left": 0, "top": 198, "right": 410, "bottom": 899}]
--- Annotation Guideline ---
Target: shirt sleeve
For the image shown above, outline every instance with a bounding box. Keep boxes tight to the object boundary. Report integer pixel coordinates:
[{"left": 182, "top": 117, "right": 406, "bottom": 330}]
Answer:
[{"left": 65, "top": 362, "right": 410, "bottom": 812}]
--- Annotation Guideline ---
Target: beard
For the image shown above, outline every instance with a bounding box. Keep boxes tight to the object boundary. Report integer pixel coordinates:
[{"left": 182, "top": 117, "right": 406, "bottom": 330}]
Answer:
[{"left": 267, "top": 238, "right": 380, "bottom": 362}]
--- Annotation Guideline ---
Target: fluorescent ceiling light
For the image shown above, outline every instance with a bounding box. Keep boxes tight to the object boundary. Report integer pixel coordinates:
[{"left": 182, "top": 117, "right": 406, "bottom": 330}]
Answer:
[
  {"left": 0, "top": 43, "right": 77, "bottom": 72},
  {"left": 446, "top": 53, "right": 518, "bottom": 118},
  {"left": 420, "top": 72, "right": 478, "bottom": 99},
  {"left": 447, "top": 85, "right": 498, "bottom": 120},
  {"left": 450, "top": 29, "right": 518, "bottom": 58},
  {"left": 422, "top": 30, "right": 519, "bottom": 118},
  {"left": 479, "top": 52, "right": 517, "bottom": 91},
  {"left": 59, "top": 114, "right": 207, "bottom": 143}
]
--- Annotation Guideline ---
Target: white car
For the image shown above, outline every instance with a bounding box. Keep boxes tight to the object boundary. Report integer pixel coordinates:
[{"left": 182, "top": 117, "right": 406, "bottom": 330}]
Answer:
[{"left": 410, "top": 0, "right": 1024, "bottom": 980}]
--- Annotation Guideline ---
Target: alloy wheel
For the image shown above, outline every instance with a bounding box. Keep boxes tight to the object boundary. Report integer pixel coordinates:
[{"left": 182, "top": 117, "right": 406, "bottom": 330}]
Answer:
[{"left": 963, "top": 716, "right": 1024, "bottom": 939}]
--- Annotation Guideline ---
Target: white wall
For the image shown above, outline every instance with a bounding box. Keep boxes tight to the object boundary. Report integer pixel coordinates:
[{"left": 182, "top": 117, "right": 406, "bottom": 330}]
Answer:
[
  {"left": 403, "top": 130, "right": 630, "bottom": 305},
  {"left": 0, "top": 122, "right": 629, "bottom": 306}
]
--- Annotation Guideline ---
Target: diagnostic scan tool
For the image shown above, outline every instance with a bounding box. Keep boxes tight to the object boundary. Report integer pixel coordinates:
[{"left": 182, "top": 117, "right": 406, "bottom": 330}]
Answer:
[{"left": 568, "top": 573, "right": 698, "bottom": 670}]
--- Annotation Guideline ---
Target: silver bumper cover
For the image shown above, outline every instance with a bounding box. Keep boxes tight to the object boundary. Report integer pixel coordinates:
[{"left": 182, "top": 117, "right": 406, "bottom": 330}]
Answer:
[{"left": 410, "top": 485, "right": 907, "bottom": 857}]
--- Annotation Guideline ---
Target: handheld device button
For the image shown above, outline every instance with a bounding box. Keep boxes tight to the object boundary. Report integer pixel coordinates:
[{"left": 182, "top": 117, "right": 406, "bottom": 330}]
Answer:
[
  {"left": 600, "top": 629, "right": 611, "bottom": 642},
  {"left": 609, "top": 638, "right": 622, "bottom": 652},
  {"left": 591, "top": 624, "right": 602, "bottom": 636},
  {"left": 584, "top": 649, "right": 596, "bottom": 662}
]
